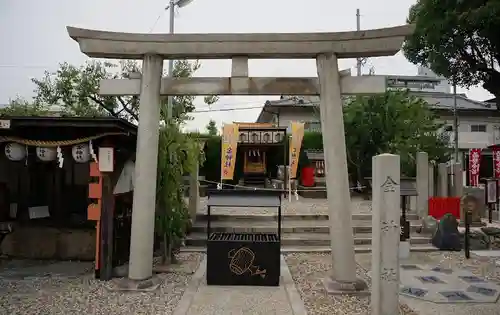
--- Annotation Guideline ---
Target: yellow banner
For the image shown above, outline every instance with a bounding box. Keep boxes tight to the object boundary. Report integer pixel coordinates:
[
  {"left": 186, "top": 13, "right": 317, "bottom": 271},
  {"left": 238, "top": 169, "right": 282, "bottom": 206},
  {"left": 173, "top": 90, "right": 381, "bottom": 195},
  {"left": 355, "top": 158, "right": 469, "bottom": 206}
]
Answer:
[
  {"left": 221, "top": 124, "right": 239, "bottom": 180},
  {"left": 289, "top": 122, "right": 305, "bottom": 179}
]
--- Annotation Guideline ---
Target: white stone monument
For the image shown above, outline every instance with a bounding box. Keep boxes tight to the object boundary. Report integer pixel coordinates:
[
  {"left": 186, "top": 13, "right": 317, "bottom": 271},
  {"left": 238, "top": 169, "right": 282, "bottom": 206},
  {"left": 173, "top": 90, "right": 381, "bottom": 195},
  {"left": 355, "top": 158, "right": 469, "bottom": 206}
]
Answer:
[
  {"left": 416, "top": 151, "right": 429, "bottom": 218},
  {"left": 437, "top": 162, "right": 448, "bottom": 197},
  {"left": 371, "top": 153, "right": 401, "bottom": 315}
]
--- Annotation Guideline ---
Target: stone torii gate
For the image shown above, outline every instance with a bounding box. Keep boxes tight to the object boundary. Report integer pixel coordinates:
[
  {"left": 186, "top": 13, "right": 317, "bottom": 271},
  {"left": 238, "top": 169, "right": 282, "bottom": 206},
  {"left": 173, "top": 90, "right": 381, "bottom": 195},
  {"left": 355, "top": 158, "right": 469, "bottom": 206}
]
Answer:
[{"left": 67, "top": 24, "right": 414, "bottom": 293}]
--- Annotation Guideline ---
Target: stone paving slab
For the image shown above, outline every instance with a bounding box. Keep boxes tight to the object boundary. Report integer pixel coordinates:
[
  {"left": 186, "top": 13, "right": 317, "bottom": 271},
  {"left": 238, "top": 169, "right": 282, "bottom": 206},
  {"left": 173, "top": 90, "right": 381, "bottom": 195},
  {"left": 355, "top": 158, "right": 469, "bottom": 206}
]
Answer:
[
  {"left": 399, "top": 264, "right": 500, "bottom": 303},
  {"left": 357, "top": 253, "right": 500, "bottom": 315},
  {"left": 173, "top": 255, "right": 306, "bottom": 315}
]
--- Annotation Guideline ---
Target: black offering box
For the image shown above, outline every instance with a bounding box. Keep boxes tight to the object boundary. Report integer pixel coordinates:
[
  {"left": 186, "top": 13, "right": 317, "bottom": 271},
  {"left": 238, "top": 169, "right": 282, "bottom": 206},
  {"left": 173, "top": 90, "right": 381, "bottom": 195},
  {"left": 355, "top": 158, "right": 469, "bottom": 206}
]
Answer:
[{"left": 205, "top": 189, "right": 281, "bottom": 286}]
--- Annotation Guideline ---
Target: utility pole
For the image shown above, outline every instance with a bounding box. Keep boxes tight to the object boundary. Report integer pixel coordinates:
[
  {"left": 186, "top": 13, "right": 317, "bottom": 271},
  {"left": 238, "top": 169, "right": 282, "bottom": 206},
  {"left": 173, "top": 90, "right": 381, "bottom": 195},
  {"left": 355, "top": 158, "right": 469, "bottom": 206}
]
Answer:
[
  {"left": 165, "top": 0, "right": 194, "bottom": 121},
  {"left": 166, "top": 0, "right": 175, "bottom": 122},
  {"left": 356, "top": 9, "right": 362, "bottom": 76},
  {"left": 453, "top": 82, "right": 459, "bottom": 163}
]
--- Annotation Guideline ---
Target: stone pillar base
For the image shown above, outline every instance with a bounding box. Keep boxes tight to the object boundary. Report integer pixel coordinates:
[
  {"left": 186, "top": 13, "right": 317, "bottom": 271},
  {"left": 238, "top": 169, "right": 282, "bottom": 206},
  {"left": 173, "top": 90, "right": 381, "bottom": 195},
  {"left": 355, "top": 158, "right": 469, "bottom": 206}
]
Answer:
[
  {"left": 323, "top": 276, "right": 369, "bottom": 296},
  {"left": 105, "top": 275, "right": 163, "bottom": 292}
]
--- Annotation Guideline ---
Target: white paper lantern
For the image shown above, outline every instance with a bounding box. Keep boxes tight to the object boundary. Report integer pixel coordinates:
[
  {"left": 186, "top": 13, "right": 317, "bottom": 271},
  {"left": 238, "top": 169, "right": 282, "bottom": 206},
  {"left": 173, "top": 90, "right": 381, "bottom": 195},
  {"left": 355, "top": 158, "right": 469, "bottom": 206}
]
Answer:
[
  {"left": 5, "top": 143, "right": 26, "bottom": 161},
  {"left": 36, "top": 147, "right": 57, "bottom": 162},
  {"left": 72, "top": 143, "right": 90, "bottom": 163}
]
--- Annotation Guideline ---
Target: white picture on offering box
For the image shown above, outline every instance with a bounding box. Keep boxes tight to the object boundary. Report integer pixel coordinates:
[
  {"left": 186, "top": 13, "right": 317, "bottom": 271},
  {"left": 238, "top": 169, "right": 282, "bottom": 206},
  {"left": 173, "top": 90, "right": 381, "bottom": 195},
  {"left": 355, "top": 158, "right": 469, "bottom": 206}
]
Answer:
[{"left": 487, "top": 180, "right": 497, "bottom": 203}]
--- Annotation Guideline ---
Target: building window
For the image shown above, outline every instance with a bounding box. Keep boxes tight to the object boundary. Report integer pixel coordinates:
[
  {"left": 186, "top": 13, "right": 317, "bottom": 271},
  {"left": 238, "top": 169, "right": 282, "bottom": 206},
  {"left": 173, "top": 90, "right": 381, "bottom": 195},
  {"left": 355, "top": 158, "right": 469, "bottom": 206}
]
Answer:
[{"left": 470, "top": 124, "right": 487, "bottom": 132}]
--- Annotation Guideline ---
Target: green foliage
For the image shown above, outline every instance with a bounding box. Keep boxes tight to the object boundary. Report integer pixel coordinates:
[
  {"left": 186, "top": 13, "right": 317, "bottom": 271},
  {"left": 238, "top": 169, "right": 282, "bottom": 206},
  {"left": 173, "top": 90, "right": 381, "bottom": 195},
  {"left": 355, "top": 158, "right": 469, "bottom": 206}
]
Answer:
[
  {"left": 302, "top": 132, "right": 323, "bottom": 150},
  {"left": 0, "top": 97, "right": 49, "bottom": 116},
  {"left": 403, "top": 0, "right": 500, "bottom": 103},
  {"left": 8, "top": 59, "right": 219, "bottom": 122},
  {"left": 205, "top": 119, "right": 218, "bottom": 136},
  {"left": 343, "top": 90, "right": 450, "bottom": 182},
  {"left": 200, "top": 136, "right": 222, "bottom": 182},
  {"left": 156, "top": 122, "right": 202, "bottom": 263}
]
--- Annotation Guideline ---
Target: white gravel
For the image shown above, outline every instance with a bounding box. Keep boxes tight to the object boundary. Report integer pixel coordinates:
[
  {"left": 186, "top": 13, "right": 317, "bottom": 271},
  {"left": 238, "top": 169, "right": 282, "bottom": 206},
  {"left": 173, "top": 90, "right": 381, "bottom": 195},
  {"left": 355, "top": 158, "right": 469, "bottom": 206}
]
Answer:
[
  {"left": 284, "top": 252, "right": 418, "bottom": 315},
  {"left": 0, "top": 253, "right": 204, "bottom": 315}
]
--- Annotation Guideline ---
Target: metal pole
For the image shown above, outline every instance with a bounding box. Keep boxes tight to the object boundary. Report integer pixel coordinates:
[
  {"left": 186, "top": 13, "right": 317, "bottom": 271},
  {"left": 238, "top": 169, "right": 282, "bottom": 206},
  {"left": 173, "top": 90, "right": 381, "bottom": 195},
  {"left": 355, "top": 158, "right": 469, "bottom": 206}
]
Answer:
[
  {"left": 356, "top": 9, "right": 362, "bottom": 76},
  {"left": 453, "top": 83, "right": 459, "bottom": 163},
  {"left": 167, "top": 0, "right": 175, "bottom": 121}
]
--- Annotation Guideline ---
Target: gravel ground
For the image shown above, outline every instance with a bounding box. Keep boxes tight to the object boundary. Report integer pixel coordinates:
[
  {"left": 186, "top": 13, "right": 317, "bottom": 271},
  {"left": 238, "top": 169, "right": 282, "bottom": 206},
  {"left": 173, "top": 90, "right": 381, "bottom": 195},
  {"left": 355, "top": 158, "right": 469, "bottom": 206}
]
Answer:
[
  {"left": 196, "top": 196, "right": 374, "bottom": 215},
  {"left": 284, "top": 252, "right": 418, "bottom": 315},
  {"left": 0, "top": 253, "right": 204, "bottom": 315}
]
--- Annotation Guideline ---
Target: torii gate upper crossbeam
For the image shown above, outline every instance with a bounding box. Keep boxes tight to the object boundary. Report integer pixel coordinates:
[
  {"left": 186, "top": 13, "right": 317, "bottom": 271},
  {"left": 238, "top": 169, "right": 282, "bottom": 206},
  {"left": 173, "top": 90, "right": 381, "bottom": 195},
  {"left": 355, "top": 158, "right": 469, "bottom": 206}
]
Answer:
[{"left": 67, "top": 25, "right": 414, "bottom": 59}]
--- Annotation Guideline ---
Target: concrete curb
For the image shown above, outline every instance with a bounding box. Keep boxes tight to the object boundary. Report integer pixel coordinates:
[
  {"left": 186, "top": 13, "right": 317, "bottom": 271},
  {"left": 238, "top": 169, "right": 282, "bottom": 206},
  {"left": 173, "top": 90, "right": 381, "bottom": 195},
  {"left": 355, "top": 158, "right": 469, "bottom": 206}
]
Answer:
[
  {"left": 172, "top": 254, "right": 207, "bottom": 315},
  {"left": 281, "top": 255, "right": 308, "bottom": 315}
]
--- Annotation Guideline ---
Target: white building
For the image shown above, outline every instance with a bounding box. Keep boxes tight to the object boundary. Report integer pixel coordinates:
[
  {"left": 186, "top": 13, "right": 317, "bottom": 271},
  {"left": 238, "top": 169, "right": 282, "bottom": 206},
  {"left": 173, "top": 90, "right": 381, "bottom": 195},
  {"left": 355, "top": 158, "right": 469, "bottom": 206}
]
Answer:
[{"left": 256, "top": 67, "right": 500, "bottom": 153}]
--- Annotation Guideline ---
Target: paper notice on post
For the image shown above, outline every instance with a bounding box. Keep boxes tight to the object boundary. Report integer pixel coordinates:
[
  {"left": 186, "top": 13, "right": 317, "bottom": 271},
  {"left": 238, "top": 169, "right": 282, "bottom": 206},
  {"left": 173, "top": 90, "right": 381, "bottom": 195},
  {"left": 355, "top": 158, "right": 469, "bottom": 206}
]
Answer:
[
  {"left": 9, "top": 203, "right": 17, "bottom": 218},
  {"left": 28, "top": 206, "right": 50, "bottom": 219}
]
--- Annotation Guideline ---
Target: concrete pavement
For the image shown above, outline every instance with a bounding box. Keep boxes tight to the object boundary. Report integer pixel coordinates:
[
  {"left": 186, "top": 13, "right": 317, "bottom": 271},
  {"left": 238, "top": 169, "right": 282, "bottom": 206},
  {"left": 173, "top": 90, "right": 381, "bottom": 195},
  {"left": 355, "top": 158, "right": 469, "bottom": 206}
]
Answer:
[{"left": 173, "top": 255, "right": 307, "bottom": 315}]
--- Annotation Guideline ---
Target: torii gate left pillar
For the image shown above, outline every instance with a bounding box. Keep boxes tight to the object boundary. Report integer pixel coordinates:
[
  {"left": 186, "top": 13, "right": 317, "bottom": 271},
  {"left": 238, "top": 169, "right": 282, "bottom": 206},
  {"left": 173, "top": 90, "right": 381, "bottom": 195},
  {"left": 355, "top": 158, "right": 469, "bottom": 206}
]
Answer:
[{"left": 67, "top": 25, "right": 414, "bottom": 291}]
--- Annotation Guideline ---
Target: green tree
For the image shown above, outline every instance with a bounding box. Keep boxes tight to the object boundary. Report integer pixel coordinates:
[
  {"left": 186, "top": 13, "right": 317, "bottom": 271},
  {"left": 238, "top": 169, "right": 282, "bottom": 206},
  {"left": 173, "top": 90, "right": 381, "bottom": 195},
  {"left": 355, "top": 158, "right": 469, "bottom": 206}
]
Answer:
[
  {"left": 155, "top": 123, "right": 204, "bottom": 264},
  {"left": 0, "top": 97, "right": 48, "bottom": 116},
  {"left": 7, "top": 59, "right": 218, "bottom": 122},
  {"left": 205, "top": 119, "right": 218, "bottom": 135},
  {"left": 403, "top": 0, "right": 500, "bottom": 106},
  {"left": 343, "top": 90, "right": 449, "bottom": 186}
]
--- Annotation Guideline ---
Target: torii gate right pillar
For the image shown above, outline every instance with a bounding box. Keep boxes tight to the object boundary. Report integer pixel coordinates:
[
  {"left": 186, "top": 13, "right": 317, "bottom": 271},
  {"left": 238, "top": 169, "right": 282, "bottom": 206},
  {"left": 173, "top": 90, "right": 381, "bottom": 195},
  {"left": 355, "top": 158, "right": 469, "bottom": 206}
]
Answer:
[{"left": 317, "top": 53, "right": 367, "bottom": 293}]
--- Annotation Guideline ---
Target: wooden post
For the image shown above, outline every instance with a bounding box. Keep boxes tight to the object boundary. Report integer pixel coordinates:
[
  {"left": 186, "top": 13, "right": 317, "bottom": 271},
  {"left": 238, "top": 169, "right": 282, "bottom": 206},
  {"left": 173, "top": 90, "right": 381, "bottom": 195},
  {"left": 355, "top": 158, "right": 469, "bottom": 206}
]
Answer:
[
  {"left": 88, "top": 162, "right": 103, "bottom": 278},
  {"left": 100, "top": 173, "right": 114, "bottom": 281}
]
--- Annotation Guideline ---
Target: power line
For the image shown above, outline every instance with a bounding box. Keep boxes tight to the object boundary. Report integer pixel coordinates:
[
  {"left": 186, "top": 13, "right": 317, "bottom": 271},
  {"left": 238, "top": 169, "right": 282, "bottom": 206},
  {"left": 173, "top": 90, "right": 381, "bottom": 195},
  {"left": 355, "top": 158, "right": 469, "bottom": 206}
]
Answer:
[
  {"left": 191, "top": 105, "right": 263, "bottom": 113},
  {"left": 148, "top": 7, "right": 167, "bottom": 33}
]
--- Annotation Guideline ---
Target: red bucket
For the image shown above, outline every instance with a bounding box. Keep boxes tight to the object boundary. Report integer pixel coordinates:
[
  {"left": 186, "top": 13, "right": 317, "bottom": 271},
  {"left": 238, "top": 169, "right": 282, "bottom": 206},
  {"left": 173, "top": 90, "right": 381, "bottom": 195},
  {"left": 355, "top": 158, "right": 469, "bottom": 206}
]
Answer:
[
  {"left": 428, "top": 197, "right": 460, "bottom": 220},
  {"left": 301, "top": 166, "right": 315, "bottom": 187}
]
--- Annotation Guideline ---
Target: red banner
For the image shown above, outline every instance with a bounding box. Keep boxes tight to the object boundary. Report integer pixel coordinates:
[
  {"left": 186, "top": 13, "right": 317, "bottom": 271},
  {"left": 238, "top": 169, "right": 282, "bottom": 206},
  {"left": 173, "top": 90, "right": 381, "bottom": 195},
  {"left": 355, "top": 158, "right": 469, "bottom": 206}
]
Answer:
[
  {"left": 469, "top": 148, "right": 482, "bottom": 186},
  {"left": 493, "top": 147, "right": 500, "bottom": 179}
]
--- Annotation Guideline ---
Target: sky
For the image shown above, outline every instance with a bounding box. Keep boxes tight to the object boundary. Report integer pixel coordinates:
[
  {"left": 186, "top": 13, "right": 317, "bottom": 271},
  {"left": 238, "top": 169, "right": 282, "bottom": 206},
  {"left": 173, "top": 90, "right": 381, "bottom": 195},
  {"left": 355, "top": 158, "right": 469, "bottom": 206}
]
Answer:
[{"left": 0, "top": 0, "right": 493, "bottom": 132}]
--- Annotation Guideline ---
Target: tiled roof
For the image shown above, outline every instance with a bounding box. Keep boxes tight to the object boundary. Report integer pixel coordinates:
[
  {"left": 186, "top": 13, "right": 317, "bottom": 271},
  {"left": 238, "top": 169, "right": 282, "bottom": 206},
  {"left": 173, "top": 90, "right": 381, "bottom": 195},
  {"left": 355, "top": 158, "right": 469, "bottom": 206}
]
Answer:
[{"left": 263, "top": 91, "right": 493, "bottom": 111}]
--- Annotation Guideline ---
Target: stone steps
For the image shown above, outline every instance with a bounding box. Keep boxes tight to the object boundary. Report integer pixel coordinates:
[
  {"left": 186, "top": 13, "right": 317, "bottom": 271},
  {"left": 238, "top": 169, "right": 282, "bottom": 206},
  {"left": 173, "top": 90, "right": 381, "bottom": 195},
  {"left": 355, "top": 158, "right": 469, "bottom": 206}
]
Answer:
[
  {"left": 181, "top": 243, "right": 437, "bottom": 254},
  {"left": 196, "top": 213, "right": 420, "bottom": 222},
  {"left": 185, "top": 232, "right": 431, "bottom": 247},
  {"left": 191, "top": 219, "right": 423, "bottom": 234},
  {"left": 186, "top": 212, "right": 435, "bottom": 252}
]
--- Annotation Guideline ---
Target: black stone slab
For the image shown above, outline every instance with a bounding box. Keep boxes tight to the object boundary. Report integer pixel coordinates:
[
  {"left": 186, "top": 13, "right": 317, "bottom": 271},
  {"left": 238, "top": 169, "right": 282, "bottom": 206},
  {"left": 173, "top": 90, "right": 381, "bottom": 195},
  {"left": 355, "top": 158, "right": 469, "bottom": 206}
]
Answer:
[
  {"left": 467, "top": 285, "right": 497, "bottom": 297},
  {"left": 400, "top": 286, "right": 428, "bottom": 297},
  {"left": 459, "top": 276, "right": 485, "bottom": 283},
  {"left": 417, "top": 275, "right": 446, "bottom": 284},
  {"left": 439, "top": 291, "right": 473, "bottom": 301},
  {"left": 400, "top": 264, "right": 422, "bottom": 270},
  {"left": 431, "top": 267, "right": 453, "bottom": 274}
]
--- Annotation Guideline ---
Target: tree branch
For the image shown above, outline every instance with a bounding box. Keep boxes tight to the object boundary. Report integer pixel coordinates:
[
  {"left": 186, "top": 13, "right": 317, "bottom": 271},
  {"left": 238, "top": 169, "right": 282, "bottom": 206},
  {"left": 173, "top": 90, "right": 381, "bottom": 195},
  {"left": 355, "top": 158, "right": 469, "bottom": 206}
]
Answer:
[
  {"left": 117, "top": 97, "right": 139, "bottom": 121},
  {"left": 88, "top": 95, "right": 118, "bottom": 117}
]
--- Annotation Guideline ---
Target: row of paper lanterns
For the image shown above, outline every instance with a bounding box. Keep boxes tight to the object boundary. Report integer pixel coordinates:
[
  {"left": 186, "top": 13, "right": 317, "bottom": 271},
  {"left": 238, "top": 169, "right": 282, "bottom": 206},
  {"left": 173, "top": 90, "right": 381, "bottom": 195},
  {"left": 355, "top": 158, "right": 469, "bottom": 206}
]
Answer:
[{"left": 4, "top": 142, "right": 91, "bottom": 163}]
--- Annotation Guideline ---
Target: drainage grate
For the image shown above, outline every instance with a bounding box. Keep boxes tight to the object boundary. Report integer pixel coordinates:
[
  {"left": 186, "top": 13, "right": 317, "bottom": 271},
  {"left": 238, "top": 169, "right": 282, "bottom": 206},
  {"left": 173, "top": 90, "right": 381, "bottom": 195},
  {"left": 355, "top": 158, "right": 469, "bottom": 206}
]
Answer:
[{"left": 209, "top": 232, "right": 279, "bottom": 242}]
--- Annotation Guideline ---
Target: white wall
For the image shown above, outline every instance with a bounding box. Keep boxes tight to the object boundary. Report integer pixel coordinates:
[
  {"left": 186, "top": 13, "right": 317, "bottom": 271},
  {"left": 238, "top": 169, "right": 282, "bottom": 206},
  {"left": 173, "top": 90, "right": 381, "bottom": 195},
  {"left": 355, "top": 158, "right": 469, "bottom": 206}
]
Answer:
[
  {"left": 274, "top": 107, "right": 320, "bottom": 131},
  {"left": 267, "top": 107, "right": 500, "bottom": 148}
]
